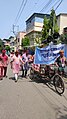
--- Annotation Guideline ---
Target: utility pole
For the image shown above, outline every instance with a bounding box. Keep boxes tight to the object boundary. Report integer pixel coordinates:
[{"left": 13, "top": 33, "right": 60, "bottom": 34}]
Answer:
[
  {"left": 12, "top": 24, "right": 19, "bottom": 35},
  {"left": 12, "top": 25, "right": 19, "bottom": 51}
]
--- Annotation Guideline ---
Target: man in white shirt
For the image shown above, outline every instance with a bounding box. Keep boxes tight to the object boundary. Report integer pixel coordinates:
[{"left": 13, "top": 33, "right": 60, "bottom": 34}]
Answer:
[{"left": 22, "top": 50, "right": 29, "bottom": 78}]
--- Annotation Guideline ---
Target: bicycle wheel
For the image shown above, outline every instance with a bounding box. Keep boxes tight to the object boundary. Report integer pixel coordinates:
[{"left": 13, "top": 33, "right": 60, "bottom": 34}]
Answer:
[
  {"left": 53, "top": 74, "right": 65, "bottom": 95},
  {"left": 30, "top": 68, "right": 34, "bottom": 79}
]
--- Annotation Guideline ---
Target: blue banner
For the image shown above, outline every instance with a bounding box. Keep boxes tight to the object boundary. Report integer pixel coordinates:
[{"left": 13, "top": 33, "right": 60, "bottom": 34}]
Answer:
[{"left": 34, "top": 43, "right": 64, "bottom": 64}]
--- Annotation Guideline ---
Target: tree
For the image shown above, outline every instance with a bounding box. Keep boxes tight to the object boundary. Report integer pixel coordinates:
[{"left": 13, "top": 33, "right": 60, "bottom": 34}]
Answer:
[
  {"left": 0, "top": 39, "right": 3, "bottom": 52},
  {"left": 41, "top": 16, "right": 49, "bottom": 42},
  {"left": 41, "top": 9, "right": 59, "bottom": 44},
  {"left": 22, "top": 37, "right": 30, "bottom": 46},
  {"left": 49, "top": 9, "right": 59, "bottom": 35},
  {"left": 5, "top": 45, "right": 10, "bottom": 51},
  {"left": 60, "top": 34, "right": 67, "bottom": 44},
  {"left": 5, "top": 45, "right": 10, "bottom": 55}
]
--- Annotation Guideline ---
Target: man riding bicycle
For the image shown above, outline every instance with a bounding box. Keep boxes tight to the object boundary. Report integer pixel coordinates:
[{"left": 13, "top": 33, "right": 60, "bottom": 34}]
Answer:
[{"left": 55, "top": 50, "right": 67, "bottom": 73}]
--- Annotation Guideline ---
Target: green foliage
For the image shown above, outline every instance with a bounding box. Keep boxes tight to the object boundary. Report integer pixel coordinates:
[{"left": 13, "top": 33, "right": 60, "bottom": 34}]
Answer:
[
  {"left": 0, "top": 39, "right": 3, "bottom": 52},
  {"left": 5, "top": 45, "right": 10, "bottom": 51},
  {"left": 35, "top": 37, "right": 41, "bottom": 44},
  {"left": 60, "top": 34, "right": 67, "bottom": 44},
  {"left": 22, "top": 37, "right": 30, "bottom": 46},
  {"left": 41, "top": 9, "right": 59, "bottom": 44},
  {"left": 49, "top": 9, "right": 59, "bottom": 35},
  {"left": 54, "top": 24, "right": 59, "bottom": 33},
  {"left": 41, "top": 16, "right": 49, "bottom": 41}
]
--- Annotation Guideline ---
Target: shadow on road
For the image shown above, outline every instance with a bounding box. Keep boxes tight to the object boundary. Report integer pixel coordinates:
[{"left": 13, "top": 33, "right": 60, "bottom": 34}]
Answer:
[
  {"left": 9, "top": 77, "right": 15, "bottom": 80},
  {"left": 56, "top": 106, "right": 67, "bottom": 119},
  {"left": 9, "top": 75, "right": 23, "bottom": 81},
  {"left": 29, "top": 74, "right": 63, "bottom": 95},
  {"left": 57, "top": 115, "right": 67, "bottom": 119}
]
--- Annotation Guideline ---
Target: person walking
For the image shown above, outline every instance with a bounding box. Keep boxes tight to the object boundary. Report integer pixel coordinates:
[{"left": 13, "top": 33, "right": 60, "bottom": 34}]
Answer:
[
  {"left": 22, "top": 49, "right": 29, "bottom": 78},
  {"left": 10, "top": 50, "right": 24, "bottom": 82},
  {"left": 0, "top": 49, "right": 9, "bottom": 77},
  {"left": 0, "top": 56, "right": 4, "bottom": 80}
]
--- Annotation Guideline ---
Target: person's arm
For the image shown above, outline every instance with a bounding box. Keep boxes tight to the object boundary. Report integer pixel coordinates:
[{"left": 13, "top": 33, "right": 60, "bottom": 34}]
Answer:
[
  {"left": 10, "top": 56, "right": 15, "bottom": 69},
  {"left": 65, "top": 57, "right": 67, "bottom": 65},
  {"left": 54, "top": 57, "right": 59, "bottom": 66},
  {"left": 6, "top": 55, "right": 9, "bottom": 65},
  {"left": 19, "top": 57, "right": 24, "bottom": 64}
]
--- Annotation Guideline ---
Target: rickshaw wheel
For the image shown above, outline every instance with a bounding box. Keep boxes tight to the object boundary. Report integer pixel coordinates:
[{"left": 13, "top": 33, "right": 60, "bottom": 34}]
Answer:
[
  {"left": 30, "top": 68, "right": 34, "bottom": 79},
  {"left": 53, "top": 74, "right": 65, "bottom": 95}
]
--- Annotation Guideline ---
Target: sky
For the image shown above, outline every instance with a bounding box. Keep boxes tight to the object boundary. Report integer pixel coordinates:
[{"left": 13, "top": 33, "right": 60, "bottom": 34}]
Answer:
[{"left": 0, "top": 0, "right": 67, "bottom": 39}]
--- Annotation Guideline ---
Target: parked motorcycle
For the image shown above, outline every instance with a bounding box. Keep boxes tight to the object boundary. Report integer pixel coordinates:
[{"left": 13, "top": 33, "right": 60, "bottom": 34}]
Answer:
[{"left": 30, "top": 64, "right": 65, "bottom": 95}]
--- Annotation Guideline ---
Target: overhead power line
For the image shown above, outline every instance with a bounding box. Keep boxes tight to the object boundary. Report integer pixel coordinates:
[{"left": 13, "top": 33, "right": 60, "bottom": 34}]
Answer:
[
  {"left": 14, "top": 0, "right": 28, "bottom": 25},
  {"left": 9, "top": 0, "right": 63, "bottom": 37},
  {"left": 46, "top": 0, "right": 60, "bottom": 13},
  {"left": 55, "top": 0, "right": 63, "bottom": 11},
  {"left": 14, "top": 0, "right": 25, "bottom": 24},
  {"left": 12, "top": 0, "right": 28, "bottom": 35},
  {"left": 40, "top": 0, "right": 53, "bottom": 12},
  {"left": 40, "top": 0, "right": 63, "bottom": 14}
]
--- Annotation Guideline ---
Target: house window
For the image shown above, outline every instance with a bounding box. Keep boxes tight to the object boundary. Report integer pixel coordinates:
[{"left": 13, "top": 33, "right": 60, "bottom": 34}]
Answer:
[
  {"left": 18, "top": 38, "right": 19, "bottom": 42},
  {"left": 64, "top": 27, "right": 67, "bottom": 34}
]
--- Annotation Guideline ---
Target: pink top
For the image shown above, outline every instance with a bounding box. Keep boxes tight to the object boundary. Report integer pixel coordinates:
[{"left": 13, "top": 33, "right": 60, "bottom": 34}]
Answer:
[
  {"left": 0, "top": 54, "right": 8, "bottom": 67},
  {"left": 11, "top": 55, "right": 23, "bottom": 74}
]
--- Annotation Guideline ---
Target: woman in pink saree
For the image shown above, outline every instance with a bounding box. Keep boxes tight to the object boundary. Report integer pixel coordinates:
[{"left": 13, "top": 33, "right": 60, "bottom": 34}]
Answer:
[{"left": 10, "top": 51, "right": 24, "bottom": 82}]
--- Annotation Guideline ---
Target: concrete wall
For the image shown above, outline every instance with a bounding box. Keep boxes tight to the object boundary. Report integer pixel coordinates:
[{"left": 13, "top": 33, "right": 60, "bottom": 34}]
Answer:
[
  {"left": 57, "top": 14, "right": 67, "bottom": 34},
  {"left": 16, "top": 32, "right": 26, "bottom": 49},
  {"left": 26, "top": 13, "right": 67, "bottom": 46}
]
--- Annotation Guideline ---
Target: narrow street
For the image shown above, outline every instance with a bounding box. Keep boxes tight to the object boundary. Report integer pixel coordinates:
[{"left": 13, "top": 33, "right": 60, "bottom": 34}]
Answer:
[{"left": 0, "top": 65, "right": 67, "bottom": 119}]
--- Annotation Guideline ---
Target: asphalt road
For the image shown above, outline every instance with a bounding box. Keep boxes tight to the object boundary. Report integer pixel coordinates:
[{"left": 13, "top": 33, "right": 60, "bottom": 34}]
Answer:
[{"left": 0, "top": 65, "right": 67, "bottom": 119}]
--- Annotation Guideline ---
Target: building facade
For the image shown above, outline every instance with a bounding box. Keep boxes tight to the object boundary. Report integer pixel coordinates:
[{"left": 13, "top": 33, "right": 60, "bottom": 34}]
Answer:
[
  {"left": 57, "top": 13, "right": 67, "bottom": 34},
  {"left": 64, "top": 27, "right": 67, "bottom": 34},
  {"left": 9, "top": 36, "right": 15, "bottom": 51},
  {"left": 15, "top": 31, "right": 26, "bottom": 50},
  {"left": 26, "top": 13, "right": 50, "bottom": 45},
  {"left": 26, "top": 13, "right": 67, "bottom": 46},
  {"left": 3, "top": 39, "right": 10, "bottom": 47}
]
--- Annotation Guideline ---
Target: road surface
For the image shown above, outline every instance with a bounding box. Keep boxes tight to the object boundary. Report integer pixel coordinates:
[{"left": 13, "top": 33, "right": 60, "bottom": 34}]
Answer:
[{"left": 0, "top": 65, "right": 67, "bottom": 119}]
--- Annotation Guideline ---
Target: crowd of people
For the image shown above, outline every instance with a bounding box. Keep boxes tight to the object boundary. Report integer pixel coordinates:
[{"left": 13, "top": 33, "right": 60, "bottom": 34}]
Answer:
[
  {"left": 0, "top": 49, "right": 34, "bottom": 82},
  {"left": 0, "top": 48, "right": 67, "bottom": 82}
]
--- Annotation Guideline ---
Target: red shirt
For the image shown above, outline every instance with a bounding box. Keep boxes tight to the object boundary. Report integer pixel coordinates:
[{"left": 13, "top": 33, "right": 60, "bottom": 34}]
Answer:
[{"left": 0, "top": 54, "right": 8, "bottom": 67}]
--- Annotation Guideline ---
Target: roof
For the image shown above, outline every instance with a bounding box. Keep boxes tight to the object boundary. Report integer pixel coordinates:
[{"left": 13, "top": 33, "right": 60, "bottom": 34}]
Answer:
[
  {"left": 26, "top": 13, "right": 67, "bottom": 22},
  {"left": 3, "top": 39, "right": 10, "bottom": 42},
  {"left": 9, "top": 36, "right": 14, "bottom": 39},
  {"left": 17, "top": 31, "right": 26, "bottom": 33},
  {"left": 57, "top": 13, "right": 67, "bottom": 17},
  {"left": 26, "top": 13, "right": 50, "bottom": 22}
]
